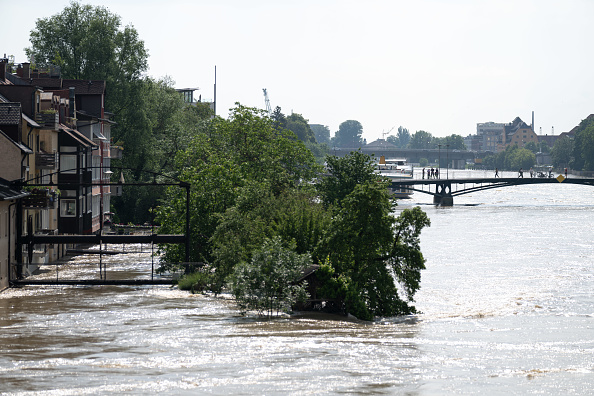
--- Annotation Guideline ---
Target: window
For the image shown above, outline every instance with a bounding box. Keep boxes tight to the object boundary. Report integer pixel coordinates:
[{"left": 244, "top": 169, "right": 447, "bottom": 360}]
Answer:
[
  {"left": 60, "top": 199, "right": 76, "bottom": 217},
  {"left": 60, "top": 155, "right": 77, "bottom": 174}
]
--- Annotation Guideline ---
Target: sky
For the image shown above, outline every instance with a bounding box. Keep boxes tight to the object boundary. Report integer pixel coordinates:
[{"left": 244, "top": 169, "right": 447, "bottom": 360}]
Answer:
[{"left": 2, "top": 0, "right": 593, "bottom": 142}]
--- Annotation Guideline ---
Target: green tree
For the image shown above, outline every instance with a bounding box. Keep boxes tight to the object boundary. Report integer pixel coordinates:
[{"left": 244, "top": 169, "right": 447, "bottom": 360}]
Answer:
[
  {"left": 316, "top": 150, "right": 378, "bottom": 208},
  {"left": 310, "top": 124, "right": 330, "bottom": 145},
  {"left": 397, "top": 126, "right": 411, "bottom": 148},
  {"left": 524, "top": 141, "right": 539, "bottom": 153},
  {"left": 508, "top": 147, "right": 536, "bottom": 170},
  {"left": 156, "top": 104, "right": 319, "bottom": 271},
  {"left": 333, "top": 120, "right": 364, "bottom": 148},
  {"left": 571, "top": 116, "right": 594, "bottom": 171},
  {"left": 408, "top": 130, "right": 433, "bottom": 149},
  {"left": 286, "top": 113, "right": 316, "bottom": 143},
  {"left": 210, "top": 182, "right": 330, "bottom": 290},
  {"left": 315, "top": 152, "right": 430, "bottom": 320},
  {"left": 231, "top": 237, "right": 311, "bottom": 317},
  {"left": 551, "top": 137, "right": 573, "bottom": 169},
  {"left": 579, "top": 124, "right": 594, "bottom": 170}
]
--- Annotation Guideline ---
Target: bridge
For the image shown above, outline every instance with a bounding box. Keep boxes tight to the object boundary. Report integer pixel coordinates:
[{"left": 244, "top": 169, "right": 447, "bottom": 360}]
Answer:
[{"left": 391, "top": 176, "right": 594, "bottom": 206}]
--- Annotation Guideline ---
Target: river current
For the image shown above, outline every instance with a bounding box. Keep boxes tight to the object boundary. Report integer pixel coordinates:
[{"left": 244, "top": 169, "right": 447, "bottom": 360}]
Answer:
[{"left": 1, "top": 170, "right": 593, "bottom": 395}]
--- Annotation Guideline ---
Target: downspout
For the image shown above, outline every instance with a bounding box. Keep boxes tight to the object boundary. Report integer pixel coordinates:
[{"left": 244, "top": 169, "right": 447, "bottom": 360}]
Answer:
[{"left": 7, "top": 200, "right": 17, "bottom": 285}]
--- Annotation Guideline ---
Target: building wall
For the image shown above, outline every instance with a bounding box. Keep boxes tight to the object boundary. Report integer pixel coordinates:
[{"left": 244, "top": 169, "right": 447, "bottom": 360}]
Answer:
[
  {"left": 508, "top": 127, "right": 539, "bottom": 148},
  {"left": 0, "top": 135, "right": 22, "bottom": 181}
]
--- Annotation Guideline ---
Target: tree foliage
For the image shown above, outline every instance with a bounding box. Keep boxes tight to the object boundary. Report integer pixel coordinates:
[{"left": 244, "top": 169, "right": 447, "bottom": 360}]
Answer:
[
  {"left": 230, "top": 237, "right": 311, "bottom": 317},
  {"left": 310, "top": 124, "right": 331, "bottom": 145},
  {"left": 407, "top": 130, "right": 433, "bottom": 149},
  {"left": 315, "top": 152, "right": 430, "bottom": 320},
  {"left": 155, "top": 104, "right": 320, "bottom": 272},
  {"left": 333, "top": 120, "right": 364, "bottom": 148},
  {"left": 570, "top": 116, "right": 594, "bottom": 171}
]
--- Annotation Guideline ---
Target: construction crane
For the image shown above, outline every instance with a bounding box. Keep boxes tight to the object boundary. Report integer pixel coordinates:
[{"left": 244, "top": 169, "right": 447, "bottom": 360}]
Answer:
[{"left": 262, "top": 88, "right": 272, "bottom": 116}]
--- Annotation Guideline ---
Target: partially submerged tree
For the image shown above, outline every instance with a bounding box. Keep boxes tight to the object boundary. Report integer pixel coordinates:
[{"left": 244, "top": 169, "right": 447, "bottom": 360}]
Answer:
[
  {"left": 231, "top": 237, "right": 311, "bottom": 317},
  {"left": 315, "top": 152, "right": 431, "bottom": 320}
]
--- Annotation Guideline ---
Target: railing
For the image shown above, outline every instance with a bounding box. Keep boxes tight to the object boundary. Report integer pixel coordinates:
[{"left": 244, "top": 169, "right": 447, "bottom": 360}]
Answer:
[
  {"left": 110, "top": 145, "right": 123, "bottom": 159},
  {"left": 35, "top": 112, "right": 59, "bottom": 129},
  {"left": 22, "top": 188, "right": 58, "bottom": 209},
  {"left": 35, "top": 152, "right": 58, "bottom": 169}
]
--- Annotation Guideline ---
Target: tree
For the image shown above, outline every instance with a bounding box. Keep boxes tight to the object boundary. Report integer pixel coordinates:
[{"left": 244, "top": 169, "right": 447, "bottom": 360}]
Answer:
[
  {"left": 551, "top": 137, "right": 573, "bottom": 169},
  {"left": 397, "top": 126, "right": 411, "bottom": 148},
  {"left": 571, "top": 116, "right": 594, "bottom": 171},
  {"left": 310, "top": 124, "right": 330, "bottom": 145},
  {"left": 286, "top": 113, "right": 316, "bottom": 143},
  {"left": 27, "top": 1, "right": 148, "bottom": 94},
  {"left": 315, "top": 152, "right": 430, "bottom": 320},
  {"left": 333, "top": 120, "right": 364, "bottom": 148},
  {"left": 231, "top": 237, "right": 311, "bottom": 317},
  {"left": 524, "top": 141, "right": 539, "bottom": 153},
  {"left": 316, "top": 150, "right": 378, "bottom": 208},
  {"left": 408, "top": 130, "right": 433, "bottom": 149},
  {"left": 155, "top": 104, "right": 320, "bottom": 272}
]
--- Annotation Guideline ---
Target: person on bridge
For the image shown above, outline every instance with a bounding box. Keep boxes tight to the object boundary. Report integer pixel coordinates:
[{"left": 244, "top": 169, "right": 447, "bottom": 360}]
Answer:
[
  {"left": 565, "top": 168, "right": 568, "bottom": 178},
  {"left": 435, "top": 169, "right": 439, "bottom": 179},
  {"left": 495, "top": 168, "right": 499, "bottom": 178},
  {"left": 530, "top": 168, "right": 534, "bottom": 178},
  {"left": 518, "top": 168, "right": 523, "bottom": 178},
  {"left": 422, "top": 168, "right": 425, "bottom": 179}
]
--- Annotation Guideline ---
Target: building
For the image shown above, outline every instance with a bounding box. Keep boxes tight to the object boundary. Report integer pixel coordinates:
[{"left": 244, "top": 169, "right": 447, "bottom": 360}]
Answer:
[
  {"left": 503, "top": 117, "right": 539, "bottom": 150},
  {"left": 0, "top": 54, "right": 116, "bottom": 282},
  {"left": 476, "top": 122, "right": 505, "bottom": 152}
]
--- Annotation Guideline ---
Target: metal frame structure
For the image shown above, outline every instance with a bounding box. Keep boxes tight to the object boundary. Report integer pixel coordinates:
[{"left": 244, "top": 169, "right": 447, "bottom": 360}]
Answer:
[{"left": 11, "top": 167, "right": 191, "bottom": 286}]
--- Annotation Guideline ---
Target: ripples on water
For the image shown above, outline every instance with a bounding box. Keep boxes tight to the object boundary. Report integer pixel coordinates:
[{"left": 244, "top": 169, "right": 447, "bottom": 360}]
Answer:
[{"left": 1, "top": 173, "right": 593, "bottom": 395}]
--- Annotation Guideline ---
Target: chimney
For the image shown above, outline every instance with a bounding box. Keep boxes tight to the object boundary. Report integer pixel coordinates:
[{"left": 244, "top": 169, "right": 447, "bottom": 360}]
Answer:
[
  {"left": 0, "top": 58, "right": 6, "bottom": 82},
  {"left": 531, "top": 111, "right": 534, "bottom": 131},
  {"left": 69, "top": 87, "right": 75, "bottom": 118},
  {"left": 22, "top": 62, "right": 30, "bottom": 79}
]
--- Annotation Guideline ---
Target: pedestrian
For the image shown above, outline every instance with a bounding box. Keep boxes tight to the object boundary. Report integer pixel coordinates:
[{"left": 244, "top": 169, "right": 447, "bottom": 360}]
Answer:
[
  {"left": 565, "top": 168, "right": 568, "bottom": 178},
  {"left": 422, "top": 168, "right": 425, "bottom": 179},
  {"left": 530, "top": 168, "right": 533, "bottom": 178},
  {"left": 495, "top": 168, "right": 499, "bottom": 178},
  {"left": 518, "top": 168, "right": 523, "bottom": 178},
  {"left": 435, "top": 169, "right": 439, "bottom": 179}
]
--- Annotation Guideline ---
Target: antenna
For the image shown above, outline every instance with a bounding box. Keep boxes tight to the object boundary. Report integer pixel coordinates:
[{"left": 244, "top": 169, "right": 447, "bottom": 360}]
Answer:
[{"left": 262, "top": 88, "right": 272, "bottom": 116}]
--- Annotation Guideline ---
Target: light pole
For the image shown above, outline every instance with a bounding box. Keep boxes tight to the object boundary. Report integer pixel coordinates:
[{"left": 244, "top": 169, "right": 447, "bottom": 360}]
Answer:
[
  {"left": 446, "top": 144, "right": 450, "bottom": 179},
  {"left": 438, "top": 144, "right": 441, "bottom": 179}
]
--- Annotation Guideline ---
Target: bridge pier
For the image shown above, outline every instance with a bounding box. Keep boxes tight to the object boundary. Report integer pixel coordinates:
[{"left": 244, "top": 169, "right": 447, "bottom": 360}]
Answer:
[{"left": 434, "top": 181, "right": 454, "bottom": 206}]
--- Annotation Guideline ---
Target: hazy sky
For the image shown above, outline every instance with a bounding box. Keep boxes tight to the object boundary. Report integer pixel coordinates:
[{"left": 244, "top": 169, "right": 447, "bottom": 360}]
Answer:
[{"left": 2, "top": 0, "right": 593, "bottom": 142}]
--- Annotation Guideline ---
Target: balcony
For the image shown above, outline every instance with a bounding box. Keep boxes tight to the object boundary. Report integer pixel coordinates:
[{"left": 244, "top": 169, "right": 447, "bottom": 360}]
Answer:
[
  {"left": 110, "top": 145, "right": 123, "bottom": 159},
  {"left": 35, "top": 112, "right": 59, "bottom": 129},
  {"left": 22, "top": 188, "right": 58, "bottom": 209},
  {"left": 35, "top": 152, "right": 58, "bottom": 169}
]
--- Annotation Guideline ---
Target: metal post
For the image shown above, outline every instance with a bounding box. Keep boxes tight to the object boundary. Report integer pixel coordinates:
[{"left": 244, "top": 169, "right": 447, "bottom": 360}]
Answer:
[
  {"left": 438, "top": 144, "right": 441, "bottom": 179},
  {"left": 184, "top": 183, "right": 191, "bottom": 265},
  {"left": 444, "top": 144, "right": 448, "bottom": 179}
]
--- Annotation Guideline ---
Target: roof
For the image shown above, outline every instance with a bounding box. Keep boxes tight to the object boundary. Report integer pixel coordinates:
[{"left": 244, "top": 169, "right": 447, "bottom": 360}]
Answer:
[
  {"left": 0, "top": 177, "right": 29, "bottom": 201},
  {"left": 22, "top": 112, "right": 41, "bottom": 128},
  {"left": 30, "top": 78, "right": 62, "bottom": 89},
  {"left": 366, "top": 138, "right": 398, "bottom": 149},
  {"left": 59, "top": 124, "right": 98, "bottom": 148},
  {"left": 0, "top": 129, "right": 33, "bottom": 154},
  {"left": 0, "top": 102, "right": 21, "bottom": 125},
  {"left": 62, "top": 79, "right": 105, "bottom": 95}
]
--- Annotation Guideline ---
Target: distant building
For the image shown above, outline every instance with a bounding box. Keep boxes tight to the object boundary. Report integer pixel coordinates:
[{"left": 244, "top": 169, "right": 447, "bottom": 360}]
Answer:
[{"left": 476, "top": 122, "right": 505, "bottom": 152}]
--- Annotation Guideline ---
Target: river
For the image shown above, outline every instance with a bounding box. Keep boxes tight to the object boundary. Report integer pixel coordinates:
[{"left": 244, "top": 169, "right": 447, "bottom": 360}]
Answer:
[{"left": 1, "top": 170, "right": 593, "bottom": 395}]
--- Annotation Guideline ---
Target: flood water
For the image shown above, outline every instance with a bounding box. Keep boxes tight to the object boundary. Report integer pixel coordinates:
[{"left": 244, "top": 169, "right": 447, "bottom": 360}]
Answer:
[{"left": 1, "top": 170, "right": 593, "bottom": 395}]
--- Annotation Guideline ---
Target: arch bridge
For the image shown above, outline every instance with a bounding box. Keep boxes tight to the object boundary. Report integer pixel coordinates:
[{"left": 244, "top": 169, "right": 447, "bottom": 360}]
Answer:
[{"left": 391, "top": 176, "right": 594, "bottom": 206}]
